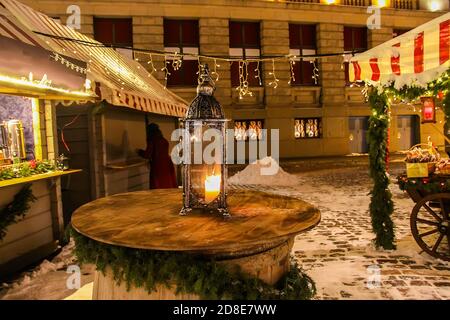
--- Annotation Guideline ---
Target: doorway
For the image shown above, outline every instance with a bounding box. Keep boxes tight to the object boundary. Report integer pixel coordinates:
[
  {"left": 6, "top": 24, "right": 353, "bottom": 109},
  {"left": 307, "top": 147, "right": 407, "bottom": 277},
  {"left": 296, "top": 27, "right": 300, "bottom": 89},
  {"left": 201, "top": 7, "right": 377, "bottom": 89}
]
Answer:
[
  {"left": 349, "top": 116, "right": 369, "bottom": 154},
  {"left": 397, "top": 115, "right": 420, "bottom": 151}
]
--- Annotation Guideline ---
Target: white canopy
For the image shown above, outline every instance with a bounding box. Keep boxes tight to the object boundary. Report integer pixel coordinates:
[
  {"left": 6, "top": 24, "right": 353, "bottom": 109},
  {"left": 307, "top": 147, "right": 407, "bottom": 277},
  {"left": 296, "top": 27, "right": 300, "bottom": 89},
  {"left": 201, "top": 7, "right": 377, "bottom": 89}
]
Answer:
[{"left": 349, "top": 12, "right": 450, "bottom": 89}]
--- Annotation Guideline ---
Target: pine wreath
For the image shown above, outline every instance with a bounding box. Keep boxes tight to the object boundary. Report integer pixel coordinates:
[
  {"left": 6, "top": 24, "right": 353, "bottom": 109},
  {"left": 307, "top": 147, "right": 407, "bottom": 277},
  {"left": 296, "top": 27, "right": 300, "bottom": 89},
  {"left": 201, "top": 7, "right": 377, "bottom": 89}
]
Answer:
[{"left": 0, "top": 184, "right": 37, "bottom": 241}]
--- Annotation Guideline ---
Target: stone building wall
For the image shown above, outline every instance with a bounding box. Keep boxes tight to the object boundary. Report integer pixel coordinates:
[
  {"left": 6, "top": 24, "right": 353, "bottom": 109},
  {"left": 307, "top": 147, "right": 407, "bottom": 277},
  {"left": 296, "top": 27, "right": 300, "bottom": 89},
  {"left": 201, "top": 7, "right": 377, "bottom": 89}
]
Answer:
[{"left": 21, "top": 0, "right": 445, "bottom": 157}]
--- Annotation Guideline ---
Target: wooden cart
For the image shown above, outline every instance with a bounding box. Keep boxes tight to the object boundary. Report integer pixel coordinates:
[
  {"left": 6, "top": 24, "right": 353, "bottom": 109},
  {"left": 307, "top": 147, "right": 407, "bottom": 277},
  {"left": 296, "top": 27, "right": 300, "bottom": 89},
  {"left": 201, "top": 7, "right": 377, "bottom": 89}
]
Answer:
[{"left": 399, "top": 174, "right": 450, "bottom": 261}]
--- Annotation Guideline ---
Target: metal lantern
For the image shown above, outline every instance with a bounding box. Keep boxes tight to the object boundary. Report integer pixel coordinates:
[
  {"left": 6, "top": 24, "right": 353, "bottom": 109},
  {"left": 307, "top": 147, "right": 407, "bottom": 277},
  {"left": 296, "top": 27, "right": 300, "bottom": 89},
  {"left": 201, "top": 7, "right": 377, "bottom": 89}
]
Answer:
[{"left": 180, "top": 64, "right": 229, "bottom": 217}]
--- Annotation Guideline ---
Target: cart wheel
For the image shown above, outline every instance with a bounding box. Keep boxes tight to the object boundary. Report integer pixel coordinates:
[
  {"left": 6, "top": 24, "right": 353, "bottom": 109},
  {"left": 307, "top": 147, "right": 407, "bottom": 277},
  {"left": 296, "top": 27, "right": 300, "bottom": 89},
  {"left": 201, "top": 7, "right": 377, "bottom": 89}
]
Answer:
[{"left": 411, "top": 193, "right": 450, "bottom": 262}]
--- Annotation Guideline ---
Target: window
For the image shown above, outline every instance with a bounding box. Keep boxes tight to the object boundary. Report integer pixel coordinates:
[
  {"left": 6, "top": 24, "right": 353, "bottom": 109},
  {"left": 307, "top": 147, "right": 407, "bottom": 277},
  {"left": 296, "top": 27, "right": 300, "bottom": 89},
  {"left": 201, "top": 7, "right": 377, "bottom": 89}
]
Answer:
[
  {"left": 294, "top": 118, "right": 322, "bottom": 139},
  {"left": 94, "top": 18, "right": 133, "bottom": 59},
  {"left": 229, "top": 21, "right": 261, "bottom": 87},
  {"left": 344, "top": 27, "right": 367, "bottom": 83},
  {"left": 393, "top": 29, "right": 409, "bottom": 38},
  {"left": 234, "top": 120, "right": 264, "bottom": 141},
  {"left": 289, "top": 24, "right": 317, "bottom": 86},
  {"left": 164, "top": 19, "right": 199, "bottom": 87}
]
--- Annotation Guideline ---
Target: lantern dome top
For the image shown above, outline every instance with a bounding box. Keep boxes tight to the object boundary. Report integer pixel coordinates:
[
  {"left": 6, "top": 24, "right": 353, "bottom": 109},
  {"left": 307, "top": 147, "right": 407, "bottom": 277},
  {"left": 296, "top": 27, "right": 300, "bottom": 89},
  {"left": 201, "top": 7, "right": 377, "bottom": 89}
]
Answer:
[{"left": 185, "top": 64, "right": 225, "bottom": 120}]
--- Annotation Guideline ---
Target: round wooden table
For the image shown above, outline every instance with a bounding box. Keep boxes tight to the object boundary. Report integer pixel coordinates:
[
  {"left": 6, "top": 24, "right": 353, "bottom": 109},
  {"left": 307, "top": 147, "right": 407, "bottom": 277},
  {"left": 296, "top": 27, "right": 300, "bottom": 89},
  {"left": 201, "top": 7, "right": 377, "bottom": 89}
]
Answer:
[{"left": 71, "top": 189, "right": 320, "bottom": 300}]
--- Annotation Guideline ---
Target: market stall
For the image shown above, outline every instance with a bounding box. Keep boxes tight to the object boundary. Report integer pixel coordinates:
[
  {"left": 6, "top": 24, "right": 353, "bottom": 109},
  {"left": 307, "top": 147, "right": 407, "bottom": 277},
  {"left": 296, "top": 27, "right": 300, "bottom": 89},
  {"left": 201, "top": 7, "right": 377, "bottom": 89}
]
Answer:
[
  {"left": 0, "top": 0, "right": 187, "bottom": 224},
  {"left": 0, "top": 6, "right": 94, "bottom": 276},
  {"left": 349, "top": 12, "right": 449, "bottom": 259}
]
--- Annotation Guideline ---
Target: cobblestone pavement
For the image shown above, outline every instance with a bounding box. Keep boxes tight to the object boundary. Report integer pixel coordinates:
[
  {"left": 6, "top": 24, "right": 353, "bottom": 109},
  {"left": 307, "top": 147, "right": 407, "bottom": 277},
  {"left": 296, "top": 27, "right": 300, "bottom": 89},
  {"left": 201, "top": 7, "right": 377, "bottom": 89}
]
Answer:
[{"left": 234, "top": 163, "right": 450, "bottom": 300}]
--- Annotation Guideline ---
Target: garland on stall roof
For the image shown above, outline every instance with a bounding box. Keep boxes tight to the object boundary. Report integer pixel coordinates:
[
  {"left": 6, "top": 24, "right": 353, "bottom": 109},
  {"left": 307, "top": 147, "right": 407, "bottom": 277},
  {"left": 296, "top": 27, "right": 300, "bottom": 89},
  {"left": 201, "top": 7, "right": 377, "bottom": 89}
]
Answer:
[
  {"left": 0, "top": 184, "right": 37, "bottom": 241},
  {"left": 368, "top": 90, "right": 396, "bottom": 250},
  {"left": 71, "top": 229, "right": 316, "bottom": 300}
]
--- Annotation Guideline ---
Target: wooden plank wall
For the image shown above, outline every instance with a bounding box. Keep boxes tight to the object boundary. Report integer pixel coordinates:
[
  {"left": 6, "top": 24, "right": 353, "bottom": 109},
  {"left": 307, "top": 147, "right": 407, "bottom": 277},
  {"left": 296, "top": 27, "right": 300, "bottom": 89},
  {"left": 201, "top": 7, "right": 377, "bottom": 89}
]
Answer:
[
  {"left": 104, "top": 164, "right": 149, "bottom": 195},
  {"left": 102, "top": 107, "right": 150, "bottom": 195},
  {"left": 56, "top": 104, "right": 94, "bottom": 224},
  {"left": 0, "top": 181, "right": 55, "bottom": 266}
]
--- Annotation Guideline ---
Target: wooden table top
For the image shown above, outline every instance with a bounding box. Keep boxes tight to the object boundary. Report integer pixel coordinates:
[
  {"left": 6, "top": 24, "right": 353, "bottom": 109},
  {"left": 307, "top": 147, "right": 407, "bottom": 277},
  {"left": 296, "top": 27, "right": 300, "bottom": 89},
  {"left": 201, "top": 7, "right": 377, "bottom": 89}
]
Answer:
[{"left": 71, "top": 189, "right": 320, "bottom": 256}]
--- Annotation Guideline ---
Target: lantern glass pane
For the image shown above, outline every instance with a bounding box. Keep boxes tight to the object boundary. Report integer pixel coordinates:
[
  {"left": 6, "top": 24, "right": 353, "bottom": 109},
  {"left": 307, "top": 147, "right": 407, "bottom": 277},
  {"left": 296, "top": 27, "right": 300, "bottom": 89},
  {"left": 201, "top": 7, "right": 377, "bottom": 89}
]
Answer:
[{"left": 187, "top": 121, "right": 224, "bottom": 207}]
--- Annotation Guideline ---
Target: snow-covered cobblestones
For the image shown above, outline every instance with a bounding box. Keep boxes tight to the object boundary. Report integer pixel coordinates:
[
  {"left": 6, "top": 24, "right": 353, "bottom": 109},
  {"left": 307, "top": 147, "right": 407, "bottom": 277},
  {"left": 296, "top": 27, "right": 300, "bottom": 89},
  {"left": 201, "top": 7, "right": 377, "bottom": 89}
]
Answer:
[{"left": 232, "top": 163, "right": 449, "bottom": 300}]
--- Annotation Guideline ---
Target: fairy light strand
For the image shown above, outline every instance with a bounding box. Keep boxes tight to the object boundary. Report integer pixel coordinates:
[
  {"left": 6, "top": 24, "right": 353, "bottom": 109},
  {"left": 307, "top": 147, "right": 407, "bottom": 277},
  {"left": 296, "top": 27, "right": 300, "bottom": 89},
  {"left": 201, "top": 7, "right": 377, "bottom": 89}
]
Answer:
[{"left": 268, "top": 59, "right": 279, "bottom": 89}]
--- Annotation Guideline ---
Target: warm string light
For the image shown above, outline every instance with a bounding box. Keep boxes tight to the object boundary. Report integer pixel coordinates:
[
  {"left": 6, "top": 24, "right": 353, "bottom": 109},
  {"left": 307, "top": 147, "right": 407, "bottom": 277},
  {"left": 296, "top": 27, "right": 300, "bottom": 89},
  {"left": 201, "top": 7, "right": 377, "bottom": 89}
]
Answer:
[
  {"left": 146, "top": 53, "right": 157, "bottom": 75},
  {"left": 0, "top": 72, "right": 92, "bottom": 97},
  {"left": 254, "top": 61, "right": 262, "bottom": 86},
  {"left": 161, "top": 55, "right": 171, "bottom": 89},
  {"left": 196, "top": 57, "right": 202, "bottom": 84},
  {"left": 171, "top": 52, "right": 183, "bottom": 71},
  {"left": 268, "top": 59, "right": 279, "bottom": 89},
  {"left": 36, "top": 32, "right": 372, "bottom": 95},
  {"left": 51, "top": 53, "right": 87, "bottom": 74},
  {"left": 311, "top": 60, "right": 319, "bottom": 85},
  {"left": 211, "top": 58, "right": 220, "bottom": 82},
  {"left": 236, "top": 60, "right": 252, "bottom": 99},
  {"left": 288, "top": 57, "right": 296, "bottom": 85}
]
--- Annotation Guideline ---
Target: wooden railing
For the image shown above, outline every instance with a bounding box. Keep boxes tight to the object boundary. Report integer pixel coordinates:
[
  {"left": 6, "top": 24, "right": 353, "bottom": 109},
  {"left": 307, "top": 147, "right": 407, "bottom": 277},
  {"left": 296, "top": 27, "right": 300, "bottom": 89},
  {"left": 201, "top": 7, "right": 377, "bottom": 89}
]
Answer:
[
  {"left": 284, "top": 0, "right": 320, "bottom": 3},
  {"left": 342, "top": 0, "right": 372, "bottom": 6},
  {"left": 392, "top": 0, "right": 417, "bottom": 9}
]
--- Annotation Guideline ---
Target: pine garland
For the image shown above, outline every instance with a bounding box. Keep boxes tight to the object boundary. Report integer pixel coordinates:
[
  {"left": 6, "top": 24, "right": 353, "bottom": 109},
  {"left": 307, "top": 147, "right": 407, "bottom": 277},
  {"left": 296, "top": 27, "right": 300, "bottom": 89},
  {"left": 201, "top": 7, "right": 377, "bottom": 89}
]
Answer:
[
  {"left": 366, "top": 69, "right": 450, "bottom": 250},
  {"left": 368, "top": 90, "right": 396, "bottom": 250},
  {"left": 0, "top": 160, "right": 56, "bottom": 181},
  {"left": 71, "top": 229, "right": 316, "bottom": 300},
  {"left": 397, "top": 175, "right": 450, "bottom": 194},
  {"left": 0, "top": 184, "right": 37, "bottom": 241}
]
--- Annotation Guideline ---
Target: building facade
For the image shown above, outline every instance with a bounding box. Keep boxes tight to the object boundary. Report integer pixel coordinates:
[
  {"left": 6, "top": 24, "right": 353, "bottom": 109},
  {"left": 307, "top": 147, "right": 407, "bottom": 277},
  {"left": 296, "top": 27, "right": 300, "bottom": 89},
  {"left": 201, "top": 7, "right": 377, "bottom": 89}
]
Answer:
[{"left": 22, "top": 0, "right": 448, "bottom": 158}]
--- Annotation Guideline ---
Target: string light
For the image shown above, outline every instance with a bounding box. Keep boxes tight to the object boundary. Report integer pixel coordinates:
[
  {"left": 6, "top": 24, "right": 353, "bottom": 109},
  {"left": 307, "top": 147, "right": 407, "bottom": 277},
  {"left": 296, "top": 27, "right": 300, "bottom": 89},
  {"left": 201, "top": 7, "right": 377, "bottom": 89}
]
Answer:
[
  {"left": 51, "top": 53, "right": 87, "bottom": 74},
  {"left": 288, "top": 57, "right": 296, "bottom": 85},
  {"left": 147, "top": 54, "right": 157, "bottom": 75},
  {"left": 311, "top": 60, "right": 319, "bottom": 85},
  {"left": 171, "top": 51, "right": 183, "bottom": 71},
  {"left": 268, "top": 59, "right": 279, "bottom": 89},
  {"left": 236, "top": 60, "right": 252, "bottom": 99},
  {"left": 161, "top": 55, "right": 171, "bottom": 89},
  {"left": 196, "top": 57, "right": 202, "bottom": 84},
  {"left": 254, "top": 61, "right": 262, "bottom": 86},
  {"left": 211, "top": 58, "right": 220, "bottom": 82}
]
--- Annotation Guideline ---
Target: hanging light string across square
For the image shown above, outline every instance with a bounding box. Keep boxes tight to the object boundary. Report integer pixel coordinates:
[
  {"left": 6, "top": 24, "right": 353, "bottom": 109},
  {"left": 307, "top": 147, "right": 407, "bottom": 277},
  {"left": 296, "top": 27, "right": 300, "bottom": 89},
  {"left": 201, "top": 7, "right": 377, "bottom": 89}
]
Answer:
[{"left": 33, "top": 30, "right": 364, "bottom": 98}]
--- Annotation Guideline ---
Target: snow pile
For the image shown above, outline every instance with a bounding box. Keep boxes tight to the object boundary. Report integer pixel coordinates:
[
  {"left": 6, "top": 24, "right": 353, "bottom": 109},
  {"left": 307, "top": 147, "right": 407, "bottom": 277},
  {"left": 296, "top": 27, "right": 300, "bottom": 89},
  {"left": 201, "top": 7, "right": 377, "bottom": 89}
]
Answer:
[
  {"left": 2, "top": 240, "right": 76, "bottom": 291},
  {"left": 229, "top": 157, "right": 299, "bottom": 186}
]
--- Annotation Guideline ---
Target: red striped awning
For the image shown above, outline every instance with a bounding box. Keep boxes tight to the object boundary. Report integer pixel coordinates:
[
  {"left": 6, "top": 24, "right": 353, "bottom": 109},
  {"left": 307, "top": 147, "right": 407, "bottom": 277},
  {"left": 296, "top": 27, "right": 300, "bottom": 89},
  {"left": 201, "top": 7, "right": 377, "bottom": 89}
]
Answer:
[
  {"left": 1, "top": 0, "right": 187, "bottom": 117},
  {"left": 349, "top": 12, "right": 450, "bottom": 89}
]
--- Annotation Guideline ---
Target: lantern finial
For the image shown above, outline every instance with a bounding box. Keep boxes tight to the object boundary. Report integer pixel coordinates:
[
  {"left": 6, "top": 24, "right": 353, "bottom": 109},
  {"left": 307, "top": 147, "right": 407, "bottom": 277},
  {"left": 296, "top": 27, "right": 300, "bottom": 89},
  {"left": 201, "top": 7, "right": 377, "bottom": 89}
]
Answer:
[{"left": 197, "top": 64, "right": 215, "bottom": 96}]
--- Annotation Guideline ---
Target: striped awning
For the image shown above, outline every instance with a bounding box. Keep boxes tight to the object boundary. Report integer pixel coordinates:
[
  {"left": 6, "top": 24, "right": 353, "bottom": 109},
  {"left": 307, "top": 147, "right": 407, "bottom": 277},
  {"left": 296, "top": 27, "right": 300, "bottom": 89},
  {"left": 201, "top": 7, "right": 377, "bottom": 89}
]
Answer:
[
  {"left": 0, "top": 9, "right": 40, "bottom": 46},
  {"left": 1, "top": 0, "right": 187, "bottom": 117},
  {"left": 349, "top": 12, "right": 450, "bottom": 89}
]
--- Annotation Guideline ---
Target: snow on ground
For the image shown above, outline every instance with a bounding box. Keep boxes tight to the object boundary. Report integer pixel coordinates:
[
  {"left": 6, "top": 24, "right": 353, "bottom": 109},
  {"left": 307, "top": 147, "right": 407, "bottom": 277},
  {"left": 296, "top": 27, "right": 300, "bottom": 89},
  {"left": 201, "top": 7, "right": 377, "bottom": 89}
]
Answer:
[
  {"left": 230, "top": 163, "right": 449, "bottom": 300},
  {"left": 228, "top": 156, "right": 298, "bottom": 186},
  {"left": 0, "top": 241, "right": 94, "bottom": 300},
  {"left": 0, "top": 159, "right": 448, "bottom": 300}
]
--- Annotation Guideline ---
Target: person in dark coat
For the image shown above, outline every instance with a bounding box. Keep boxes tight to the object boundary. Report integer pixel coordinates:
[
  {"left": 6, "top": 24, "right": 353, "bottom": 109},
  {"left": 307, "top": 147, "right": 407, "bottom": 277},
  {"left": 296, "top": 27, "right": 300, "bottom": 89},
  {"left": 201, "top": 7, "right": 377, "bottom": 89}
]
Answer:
[{"left": 137, "top": 123, "right": 177, "bottom": 189}]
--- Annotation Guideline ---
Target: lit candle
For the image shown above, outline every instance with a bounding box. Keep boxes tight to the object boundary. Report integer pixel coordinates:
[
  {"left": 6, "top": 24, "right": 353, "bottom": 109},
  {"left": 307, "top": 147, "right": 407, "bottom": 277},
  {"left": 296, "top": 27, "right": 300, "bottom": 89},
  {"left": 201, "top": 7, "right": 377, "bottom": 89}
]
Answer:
[{"left": 204, "top": 174, "right": 221, "bottom": 204}]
